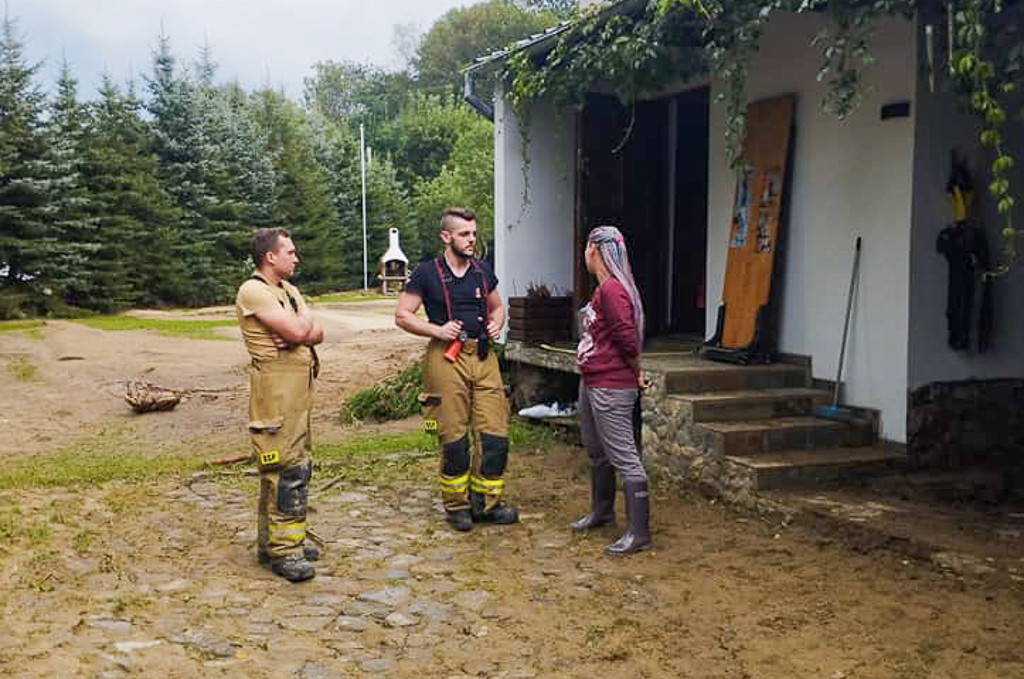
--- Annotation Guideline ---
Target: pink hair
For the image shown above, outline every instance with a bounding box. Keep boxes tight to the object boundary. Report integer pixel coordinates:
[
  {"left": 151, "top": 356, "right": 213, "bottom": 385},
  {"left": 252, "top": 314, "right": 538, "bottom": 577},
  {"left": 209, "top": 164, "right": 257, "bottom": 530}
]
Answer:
[{"left": 589, "top": 226, "right": 645, "bottom": 345}]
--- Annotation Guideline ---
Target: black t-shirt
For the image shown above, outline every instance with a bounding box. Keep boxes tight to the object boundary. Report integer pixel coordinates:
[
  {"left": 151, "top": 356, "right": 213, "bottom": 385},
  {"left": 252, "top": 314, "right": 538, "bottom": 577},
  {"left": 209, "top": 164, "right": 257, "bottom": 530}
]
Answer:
[{"left": 406, "top": 257, "right": 498, "bottom": 339}]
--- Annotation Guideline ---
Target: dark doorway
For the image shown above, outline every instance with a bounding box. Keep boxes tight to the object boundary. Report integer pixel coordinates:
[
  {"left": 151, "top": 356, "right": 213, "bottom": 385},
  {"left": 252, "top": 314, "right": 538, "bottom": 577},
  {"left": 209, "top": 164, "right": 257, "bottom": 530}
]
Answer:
[{"left": 576, "top": 87, "right": 710, "bottom": 340}]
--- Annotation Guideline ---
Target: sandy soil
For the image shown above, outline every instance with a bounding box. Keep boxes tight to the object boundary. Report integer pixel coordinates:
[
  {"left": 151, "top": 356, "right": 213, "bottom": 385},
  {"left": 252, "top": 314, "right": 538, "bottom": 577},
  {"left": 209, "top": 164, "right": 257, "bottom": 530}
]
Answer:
[{"left": 1, "top": 301, "right": 1023, "bottom": 678}]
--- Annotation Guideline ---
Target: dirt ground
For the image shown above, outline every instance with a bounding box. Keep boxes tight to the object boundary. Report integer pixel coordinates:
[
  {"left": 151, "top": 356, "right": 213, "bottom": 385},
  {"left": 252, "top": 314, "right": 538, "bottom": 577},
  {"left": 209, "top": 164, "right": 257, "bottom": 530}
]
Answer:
[
  {"left": 0, "top": 301, "right": 425, "bottom": 461},
  {"left": 1, "top": 301, "right": 1024, "bottom": 678}
]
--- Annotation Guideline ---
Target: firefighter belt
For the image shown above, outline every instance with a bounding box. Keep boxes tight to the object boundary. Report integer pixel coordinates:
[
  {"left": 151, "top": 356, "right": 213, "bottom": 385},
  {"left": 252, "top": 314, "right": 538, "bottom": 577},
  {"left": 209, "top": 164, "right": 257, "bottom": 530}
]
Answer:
[
  {"left": 249, "top": 351, "right": 315, "bottom": 560},
  {"left": 420, "top": 338, "right": 510, "bottom": 513}
]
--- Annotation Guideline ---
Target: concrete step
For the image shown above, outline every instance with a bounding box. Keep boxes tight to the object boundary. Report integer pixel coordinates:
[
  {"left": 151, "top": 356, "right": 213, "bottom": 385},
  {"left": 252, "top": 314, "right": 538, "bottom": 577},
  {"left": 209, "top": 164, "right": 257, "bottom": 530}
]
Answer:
[
  {"left": 726, "top": 447, "right": 906, "bottom": 490},
  {"left": 662, "top": 362, "right": 809, "bottom": 394},
  {"left": 698, "top": 416, "right": 875, "bottom": 457},
  {"left": 670, "top": 388, "right": 831, "bottom": 422}
]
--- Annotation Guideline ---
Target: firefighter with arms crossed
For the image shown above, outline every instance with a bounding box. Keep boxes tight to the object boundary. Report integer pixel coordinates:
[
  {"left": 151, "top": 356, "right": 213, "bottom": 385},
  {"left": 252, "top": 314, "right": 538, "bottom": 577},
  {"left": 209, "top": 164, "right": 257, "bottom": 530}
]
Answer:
[
  {"left": 396, "top": 207, "right": 519, "bottom": 531},
  {"left": 235, "top": 228, "right": 324, "bottom": 582}
]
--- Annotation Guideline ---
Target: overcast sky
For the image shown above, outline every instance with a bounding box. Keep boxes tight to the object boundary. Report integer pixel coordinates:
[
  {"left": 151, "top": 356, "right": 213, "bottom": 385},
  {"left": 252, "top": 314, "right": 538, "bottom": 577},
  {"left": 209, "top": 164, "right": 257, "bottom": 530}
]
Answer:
[{"left": 11, "top": 0, "right": 475, "bottom": 99}]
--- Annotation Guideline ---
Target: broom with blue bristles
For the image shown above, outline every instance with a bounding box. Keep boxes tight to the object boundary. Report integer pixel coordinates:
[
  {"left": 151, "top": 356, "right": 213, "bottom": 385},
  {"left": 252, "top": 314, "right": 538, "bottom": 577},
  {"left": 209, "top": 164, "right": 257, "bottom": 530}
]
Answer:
[{"left": 815, "top": 236, "right": 862, "bottom": 421}]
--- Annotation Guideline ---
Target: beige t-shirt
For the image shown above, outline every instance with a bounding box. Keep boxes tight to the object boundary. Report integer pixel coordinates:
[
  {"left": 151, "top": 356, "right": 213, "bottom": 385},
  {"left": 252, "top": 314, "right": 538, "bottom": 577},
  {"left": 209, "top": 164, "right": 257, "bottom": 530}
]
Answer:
[{"left": 235, "top": 275, "right": 313, "bottom": 363}]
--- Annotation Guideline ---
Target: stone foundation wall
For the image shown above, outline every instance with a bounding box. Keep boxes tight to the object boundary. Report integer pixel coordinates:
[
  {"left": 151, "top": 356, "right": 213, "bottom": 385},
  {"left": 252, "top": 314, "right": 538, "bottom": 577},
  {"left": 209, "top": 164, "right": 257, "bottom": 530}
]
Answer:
[
  {"left": 507, "top": 342, "right": 778, "bottom": 507},
  {"left": 907, "top": 379, "right": 1024, "bottom": 469},
  {"left": 638, "top": 371, "right": 758, "bottom": 504}
]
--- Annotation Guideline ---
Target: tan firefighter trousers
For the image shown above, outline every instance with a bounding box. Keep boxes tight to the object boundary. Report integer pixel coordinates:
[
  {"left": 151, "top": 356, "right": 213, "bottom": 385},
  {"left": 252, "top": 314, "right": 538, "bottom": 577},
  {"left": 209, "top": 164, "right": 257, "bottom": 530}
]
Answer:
[
  {"left": 248, "top": 352, "right": 315, "bottom": 560},
  {"left": 420, "top": 339, "right": 510, "bottom": 513}
]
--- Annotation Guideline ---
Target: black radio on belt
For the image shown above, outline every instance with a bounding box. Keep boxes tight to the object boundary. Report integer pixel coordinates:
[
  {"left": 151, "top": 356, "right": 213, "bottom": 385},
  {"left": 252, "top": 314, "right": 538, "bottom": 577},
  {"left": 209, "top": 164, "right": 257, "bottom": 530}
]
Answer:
[{"left": 477, "top": 315, "right": 489, "bottom": 360}]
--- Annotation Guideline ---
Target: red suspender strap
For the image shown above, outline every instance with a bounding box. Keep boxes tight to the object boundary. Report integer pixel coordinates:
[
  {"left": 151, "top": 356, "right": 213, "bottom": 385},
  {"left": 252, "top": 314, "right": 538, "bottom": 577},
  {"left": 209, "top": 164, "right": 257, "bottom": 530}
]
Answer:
[
  {"left": 435, "top": 257, "right": 490, "bottom": 323},
  {"left": 434, "top": 258, "right": 454, "bottom": 322},
  {"left": 471, "top": 259, "right": 490, "bottom": 298}
]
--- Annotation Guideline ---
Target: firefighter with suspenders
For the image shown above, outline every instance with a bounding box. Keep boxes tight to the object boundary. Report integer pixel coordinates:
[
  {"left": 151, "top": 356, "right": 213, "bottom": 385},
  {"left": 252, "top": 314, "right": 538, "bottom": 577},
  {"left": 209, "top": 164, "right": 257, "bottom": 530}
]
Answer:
[
  {"left": 395, "top": 207, "right": 519, "bottom": 531},
  {"left": 235, "top": 228, "right": 324, "bottom": 582}
]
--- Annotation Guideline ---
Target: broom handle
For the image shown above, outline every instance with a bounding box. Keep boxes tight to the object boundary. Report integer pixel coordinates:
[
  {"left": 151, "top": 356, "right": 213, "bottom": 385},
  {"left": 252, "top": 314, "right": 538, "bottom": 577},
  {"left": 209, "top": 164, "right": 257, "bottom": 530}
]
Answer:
[{"left": 832, "top": 237, "right": 862, "bottom": 408}]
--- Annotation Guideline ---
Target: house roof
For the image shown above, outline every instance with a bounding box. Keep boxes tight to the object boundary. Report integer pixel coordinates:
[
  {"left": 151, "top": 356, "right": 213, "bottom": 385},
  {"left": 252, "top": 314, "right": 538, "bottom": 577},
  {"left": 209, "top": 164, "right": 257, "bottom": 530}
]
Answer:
[{"left": 464, "top": 0, "right": 643, "bottom": 74}]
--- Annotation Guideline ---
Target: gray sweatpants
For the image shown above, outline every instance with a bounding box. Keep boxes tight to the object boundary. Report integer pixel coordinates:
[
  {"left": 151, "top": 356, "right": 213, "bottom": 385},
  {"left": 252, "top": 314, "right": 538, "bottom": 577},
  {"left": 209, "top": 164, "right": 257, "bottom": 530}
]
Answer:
[{"left": 578, "top": 383, "right": 648, "bottom": 484}]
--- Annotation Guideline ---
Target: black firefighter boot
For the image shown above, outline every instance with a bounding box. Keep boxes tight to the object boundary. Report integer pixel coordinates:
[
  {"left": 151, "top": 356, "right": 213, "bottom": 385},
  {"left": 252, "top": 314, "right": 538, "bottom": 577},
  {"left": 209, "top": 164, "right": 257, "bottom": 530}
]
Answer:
[
  {"left": 268, "top": 554, "right": 316, "bottom": 582},
  {"left": 470, "top": 491, "right": 519, "bottom": 524},
  {"left": 259, "top": 543, "right": 320, "bottom": 565},
  {"left": 570, "top": 459, "right": 616, "bottom": 531},
  {"left": 605, "top": 479, "right": 651, "bottom": 556}
]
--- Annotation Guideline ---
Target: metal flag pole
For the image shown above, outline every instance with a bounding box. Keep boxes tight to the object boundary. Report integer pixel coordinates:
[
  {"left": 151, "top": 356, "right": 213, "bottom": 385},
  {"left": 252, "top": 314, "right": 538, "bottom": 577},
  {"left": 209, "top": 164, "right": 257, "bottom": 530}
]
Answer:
[{"left": 360, "top": 123, "right": 368, "bottom": 291}]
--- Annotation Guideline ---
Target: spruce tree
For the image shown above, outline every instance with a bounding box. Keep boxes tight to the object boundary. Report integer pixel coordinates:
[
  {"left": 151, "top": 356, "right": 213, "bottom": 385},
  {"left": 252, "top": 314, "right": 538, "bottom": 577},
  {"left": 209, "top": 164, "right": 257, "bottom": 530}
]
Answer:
[
  {"left": 196, "top": 93, "right": 247, "bottom": 293},
  {"left": 45, "top": 58, "right": 98, "bottom": 306},
  {"left": 311, "top": 116, "right": 363, "bottom": 288},
  {"left": 147, "top": 33, "right": 225, "bottom": 305},
  {"left": 83, "top": 75, "right": 184, "bottom": 308},
  {"left": 251, "top": 88, "right": 338, "bottom": 292},
  {"left": 0, "top": 13, "right": 51, "bottom": 312}
]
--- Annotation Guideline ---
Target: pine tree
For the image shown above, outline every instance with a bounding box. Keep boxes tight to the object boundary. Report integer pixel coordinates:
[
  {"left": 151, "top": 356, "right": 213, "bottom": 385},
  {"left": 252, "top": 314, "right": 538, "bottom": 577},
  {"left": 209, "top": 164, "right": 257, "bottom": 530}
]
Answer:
[
  {"left": 221, "top": 81, "right": 276, "bottom": 229},
  {"left": 192, "top": 53, "right": 252, "bottom": 297},
  {"left": 251, "top": 88, "right": 339, "bottom": 293},
  {"left": 0, "top": 13, "right": 52, "bottom": 311},
  {"left": 311, "top": 116, "right": 363, "bottom": 288},
  {"left": 147, "top": 33, "right": 228, "bottom": 305},
  {"left": 83, "top": 74, "right": 185, "bottom": 308},
  {"left": 44, "top": 58, "right": 98, "bottom": 306}
]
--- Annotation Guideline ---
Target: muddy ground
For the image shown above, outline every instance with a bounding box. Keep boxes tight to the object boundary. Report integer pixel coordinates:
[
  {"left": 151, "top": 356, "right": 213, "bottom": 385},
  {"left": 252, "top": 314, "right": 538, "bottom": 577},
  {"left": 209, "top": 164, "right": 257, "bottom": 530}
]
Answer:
[{"left": 1, "top": 301, "right": 1023, "bottom": 678}]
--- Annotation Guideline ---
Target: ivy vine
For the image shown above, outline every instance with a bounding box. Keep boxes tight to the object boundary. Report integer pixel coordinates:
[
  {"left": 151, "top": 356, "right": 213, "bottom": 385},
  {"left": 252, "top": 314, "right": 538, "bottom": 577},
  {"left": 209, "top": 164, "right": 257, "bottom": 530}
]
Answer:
[
  {"left": 951, "top": 0, "right": 1021, "bottom": 266},
  {"left": 499, "top": 0, "right": 1023, "bottom": 269}
]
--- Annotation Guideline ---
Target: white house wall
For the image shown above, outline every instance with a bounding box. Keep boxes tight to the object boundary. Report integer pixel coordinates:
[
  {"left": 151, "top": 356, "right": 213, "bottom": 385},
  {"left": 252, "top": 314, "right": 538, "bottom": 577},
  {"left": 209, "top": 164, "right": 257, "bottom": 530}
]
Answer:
[
  {"left": 494, "top": 89, "right": 577, "bottom": 300},
  {"left": 706, "top": 13, "right": 917, "bottom": 442},
  {"left": 908, "top": 22, "right": 1024, "bottom": 388}
]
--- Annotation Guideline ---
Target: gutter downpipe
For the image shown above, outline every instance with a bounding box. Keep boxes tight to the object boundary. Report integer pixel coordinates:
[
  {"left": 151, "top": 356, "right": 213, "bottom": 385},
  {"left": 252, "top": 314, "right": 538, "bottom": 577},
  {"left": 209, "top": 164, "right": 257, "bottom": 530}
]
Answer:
[{"left": 463, "top": 68, "right": 494, "bottom": 121}]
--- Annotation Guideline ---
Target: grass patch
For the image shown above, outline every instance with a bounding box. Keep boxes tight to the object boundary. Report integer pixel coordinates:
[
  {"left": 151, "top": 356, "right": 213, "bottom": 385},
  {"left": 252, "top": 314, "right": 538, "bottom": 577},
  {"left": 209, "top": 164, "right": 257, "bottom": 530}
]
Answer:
[
  {"left": 316, "top": 429, "right": 435, "bottom": 461},
  {"left": 0, "top": 506, "right": 51, "bottom": 543},
  {"left": 315, "top": 430, "right": 435, "bottom": 486},
  {"left": 9, "top": 357, "right": 38, "bottom": 382},
  {"left": 0, "top": 319, "right": 44, "bottom": 333},
  {"left": 325, "top": 414, "right": 554, "bottom": 458},
  {"left": 73, "top": 315, "right": 235, "bottom": 341},
  {"left": 311, "top": 289, "right": 386, "bottom": 304},
  {"left": 311, "top": 419, "right": 558, "bottom": 486},
  {"left": 112, "top": 594, "right": 154, "bottom": 616},
  {"left": 0, "top": 425, "right": 207, "bottom": 490},
  {"left": 72, "top": 531, "right": 94, "bottom": 553},
  {"left": 340, "top": 363, "right": 423, "bottom": 423},
  {"left": 509, "top": 417, "right": 559, "bottom": 453}
]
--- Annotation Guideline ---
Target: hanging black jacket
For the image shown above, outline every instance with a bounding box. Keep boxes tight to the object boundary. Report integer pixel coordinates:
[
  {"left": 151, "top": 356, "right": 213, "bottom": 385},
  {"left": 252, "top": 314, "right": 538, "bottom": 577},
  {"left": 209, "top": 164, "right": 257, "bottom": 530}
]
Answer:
[{"left": 936, "top": 222, "right": 993, "bottom": 353}]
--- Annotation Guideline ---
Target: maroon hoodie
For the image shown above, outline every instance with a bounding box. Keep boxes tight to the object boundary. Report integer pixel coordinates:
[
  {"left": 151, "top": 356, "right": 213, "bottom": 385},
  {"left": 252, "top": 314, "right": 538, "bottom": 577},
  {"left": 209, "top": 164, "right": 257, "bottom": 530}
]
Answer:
[{"left": 577, "top": 277, "right": 640, "bottom": 388}]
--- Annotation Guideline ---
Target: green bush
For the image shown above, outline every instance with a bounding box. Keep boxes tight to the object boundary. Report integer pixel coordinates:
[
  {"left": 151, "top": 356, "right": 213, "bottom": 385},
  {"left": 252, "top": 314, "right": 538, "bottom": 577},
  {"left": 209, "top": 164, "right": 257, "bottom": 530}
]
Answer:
[{"left": 340, "top": 362, "right": 423, "bottom": 423}]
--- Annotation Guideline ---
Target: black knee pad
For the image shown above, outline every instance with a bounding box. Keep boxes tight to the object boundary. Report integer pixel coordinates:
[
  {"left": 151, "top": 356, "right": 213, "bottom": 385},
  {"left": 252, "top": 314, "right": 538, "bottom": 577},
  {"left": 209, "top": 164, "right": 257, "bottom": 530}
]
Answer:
[
  {"left": 479, "top": 433, "right": 509, "bottom": 477},
  {"left": 277, "top": 462, "right": 311, "bottom": 517},
  {"left": 442, "top": 436, "right": 471, "bottom": 476}
]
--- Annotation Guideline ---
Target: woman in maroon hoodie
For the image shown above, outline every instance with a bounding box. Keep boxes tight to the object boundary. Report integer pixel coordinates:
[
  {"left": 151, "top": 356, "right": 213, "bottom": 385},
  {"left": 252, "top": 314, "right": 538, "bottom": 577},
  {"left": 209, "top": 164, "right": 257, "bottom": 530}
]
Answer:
[{"left": 572, "top": 226, "right": 651, "bottom": 555}]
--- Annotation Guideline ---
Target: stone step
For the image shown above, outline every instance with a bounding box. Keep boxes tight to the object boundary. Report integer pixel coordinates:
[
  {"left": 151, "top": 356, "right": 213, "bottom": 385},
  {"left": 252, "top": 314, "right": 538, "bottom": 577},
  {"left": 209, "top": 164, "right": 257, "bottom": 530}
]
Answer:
[
  {"left": 669, "top": 388, "right": 832, "bottom": 422},
  {"left": 725, "top": 447, "right": 906, "bottom": 490},
  {"left": 662, "top": 362, "right": 809, "bottom": 394},
  {"left": 697, "top": 416, "right": 875, "bottom": 457}
]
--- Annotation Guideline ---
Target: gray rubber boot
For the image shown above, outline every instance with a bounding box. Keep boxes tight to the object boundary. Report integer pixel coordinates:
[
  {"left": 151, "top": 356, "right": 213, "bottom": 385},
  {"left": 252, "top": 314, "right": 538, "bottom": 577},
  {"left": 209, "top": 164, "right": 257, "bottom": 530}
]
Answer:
[
  {"left": 605, "top": 479, "right": 651, "bottom": 556},
  {"left": 570, "top": 460, "right": 616, "bottom": 532}
]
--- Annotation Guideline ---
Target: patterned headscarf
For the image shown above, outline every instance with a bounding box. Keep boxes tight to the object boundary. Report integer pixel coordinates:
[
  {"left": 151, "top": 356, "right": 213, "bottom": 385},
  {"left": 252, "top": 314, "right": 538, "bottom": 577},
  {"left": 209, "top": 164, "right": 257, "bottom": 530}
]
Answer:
[{"left": 588, "top": 226, "right": 645, "bottom": 346}]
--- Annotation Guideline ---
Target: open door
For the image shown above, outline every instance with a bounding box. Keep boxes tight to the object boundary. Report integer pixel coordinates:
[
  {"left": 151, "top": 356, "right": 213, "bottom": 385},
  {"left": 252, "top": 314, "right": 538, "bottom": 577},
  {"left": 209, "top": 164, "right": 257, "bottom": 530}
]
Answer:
[{"left": 576, "top": 90, "right": 708, "bottom": 340}]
